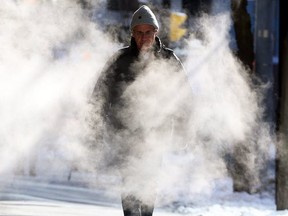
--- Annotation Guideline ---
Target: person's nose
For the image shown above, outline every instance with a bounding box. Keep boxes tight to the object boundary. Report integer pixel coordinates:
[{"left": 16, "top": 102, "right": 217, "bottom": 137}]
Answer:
[{"left": 141, "top": 33, "right": 150, "bottom": 41}]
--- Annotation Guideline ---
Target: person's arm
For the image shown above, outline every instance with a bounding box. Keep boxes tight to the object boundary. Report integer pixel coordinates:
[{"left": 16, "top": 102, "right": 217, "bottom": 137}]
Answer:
[{"left": 88, "top": 55, "right": 118, "bottom": 144}]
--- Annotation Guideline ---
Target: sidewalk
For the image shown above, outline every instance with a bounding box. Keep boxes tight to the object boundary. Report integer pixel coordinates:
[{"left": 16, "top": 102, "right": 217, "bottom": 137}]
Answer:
[{"left": 0, "top": 175, "right": 121, "bottom": 207}]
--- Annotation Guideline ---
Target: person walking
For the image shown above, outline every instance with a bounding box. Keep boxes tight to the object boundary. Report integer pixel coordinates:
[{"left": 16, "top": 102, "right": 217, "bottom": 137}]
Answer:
[{"left": 91, "top": 5, "right": 187, "bottom": 216}]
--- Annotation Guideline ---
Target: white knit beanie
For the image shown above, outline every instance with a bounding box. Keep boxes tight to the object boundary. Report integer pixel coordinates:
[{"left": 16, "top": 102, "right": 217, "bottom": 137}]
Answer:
[{"left": 130, "top": 5, "right": 159, "bottom": 31}]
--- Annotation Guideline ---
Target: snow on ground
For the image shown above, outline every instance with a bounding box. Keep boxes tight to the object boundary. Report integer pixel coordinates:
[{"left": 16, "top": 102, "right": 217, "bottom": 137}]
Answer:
[{"left": 0, "top": 175, "right": 288, "bottom": 216}]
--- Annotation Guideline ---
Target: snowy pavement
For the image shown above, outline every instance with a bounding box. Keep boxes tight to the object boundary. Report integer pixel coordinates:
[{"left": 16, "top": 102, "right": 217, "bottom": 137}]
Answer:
[
  {"left": 0, "top": 201, "right": 122, "bottom": 216},
  {"left": 0, "top": 176, "right": 288, "bottom": 216},
  {"left": 0, "top": 176, "right": 179, "bottom": 216}
]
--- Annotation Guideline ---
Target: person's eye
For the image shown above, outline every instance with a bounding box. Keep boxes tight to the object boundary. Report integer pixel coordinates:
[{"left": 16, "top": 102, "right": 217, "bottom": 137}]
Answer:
[
  {"left": 136, "top": 31, "right": 143, "bottom": 36},
  {"left": 146, "top": 31, "right": 152, "bottom": 36}
]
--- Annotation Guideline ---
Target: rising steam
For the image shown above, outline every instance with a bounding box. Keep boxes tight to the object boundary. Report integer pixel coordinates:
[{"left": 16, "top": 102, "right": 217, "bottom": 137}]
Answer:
[
  {"left": 0, "top": 0, "right": 117, "bottom": 177},
  {"left": 0, "top": 0, "right": 274, "bottom": 207}
]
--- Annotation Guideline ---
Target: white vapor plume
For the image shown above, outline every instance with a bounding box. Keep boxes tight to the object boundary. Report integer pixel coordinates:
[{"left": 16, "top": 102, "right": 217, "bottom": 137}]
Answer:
[
  {"left": 0, "top": 0, "right": 117, "bottom": 177},
  {"left": 0, "top": 0, "right": 275, "bottom": 209},
  {"left": 186, "top": 13, "right": 257, "bottom": 148},
  {"left": 172, "top": 12, "right": 274, "bottom": 199}
]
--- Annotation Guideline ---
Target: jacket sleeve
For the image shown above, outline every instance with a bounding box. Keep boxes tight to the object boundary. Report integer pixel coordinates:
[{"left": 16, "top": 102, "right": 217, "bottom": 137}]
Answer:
[
  {"left": 88, "top": 55, "right": 117, "bottom": 144},
  {"left": 172, "top": 52, "right": 186, "bottom": 73}
]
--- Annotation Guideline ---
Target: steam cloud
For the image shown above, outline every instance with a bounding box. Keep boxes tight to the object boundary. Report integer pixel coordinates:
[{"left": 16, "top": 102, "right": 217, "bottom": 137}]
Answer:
[
  {"left": 0, "top": 0, "right": 274, "bottom": 206},
  {"left": 0, "top": 0, "right": 117, "bottom": 177}
]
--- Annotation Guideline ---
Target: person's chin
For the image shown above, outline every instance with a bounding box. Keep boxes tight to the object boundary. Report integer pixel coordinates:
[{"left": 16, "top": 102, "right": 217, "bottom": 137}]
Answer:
[{"left": 140, "top": 45, "right": 152, "bottom": 52}]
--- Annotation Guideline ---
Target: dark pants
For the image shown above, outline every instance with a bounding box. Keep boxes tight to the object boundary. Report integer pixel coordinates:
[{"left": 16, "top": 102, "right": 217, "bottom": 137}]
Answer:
[{"left": 121, "top": 194, "right": 155, "bottom": 216}]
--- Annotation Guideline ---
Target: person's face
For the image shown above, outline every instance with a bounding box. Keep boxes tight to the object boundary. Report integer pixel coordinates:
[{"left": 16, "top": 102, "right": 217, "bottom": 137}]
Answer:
[{"left": 132, "top": 24, "right": 158, "bottom": 52}]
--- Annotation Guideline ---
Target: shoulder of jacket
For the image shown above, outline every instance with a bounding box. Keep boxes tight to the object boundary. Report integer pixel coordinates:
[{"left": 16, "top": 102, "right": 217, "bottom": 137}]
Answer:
[
  {"left": 104, "top": 47, "right": 130, "bottom": 66},
  {"left": 117, "top": 46, "right": 131, "bottom": 57},
  {"left": 162, "top": 46, "right": 174, "bottom": 53},
  {"left": 162, "top": 45, "right": 181, "bottom": 61}
]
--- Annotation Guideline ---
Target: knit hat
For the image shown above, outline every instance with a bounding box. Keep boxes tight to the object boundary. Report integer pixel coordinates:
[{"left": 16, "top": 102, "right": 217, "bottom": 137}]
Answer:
[{"left": 130, "top": 5, "right": 159, "bottom": 31}]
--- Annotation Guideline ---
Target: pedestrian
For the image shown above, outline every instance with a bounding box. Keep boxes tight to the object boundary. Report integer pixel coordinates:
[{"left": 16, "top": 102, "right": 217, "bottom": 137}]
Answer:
[{"left": 91, "top": 5, "right": 187, "bottom": 216}]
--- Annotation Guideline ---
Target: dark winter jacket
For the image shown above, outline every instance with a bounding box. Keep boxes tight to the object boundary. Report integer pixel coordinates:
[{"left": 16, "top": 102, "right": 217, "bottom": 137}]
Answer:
[{"left": 92, "top": 36, "right": 185, "bottom": 131}]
